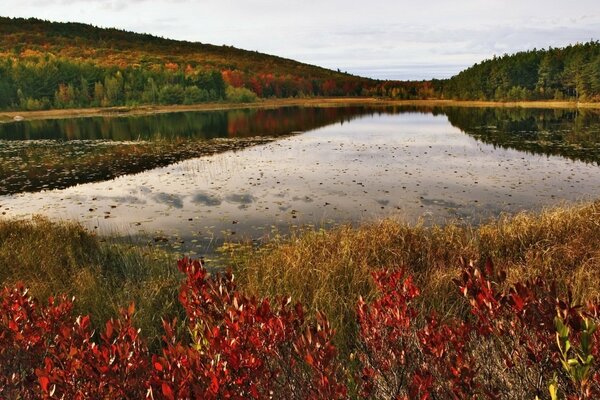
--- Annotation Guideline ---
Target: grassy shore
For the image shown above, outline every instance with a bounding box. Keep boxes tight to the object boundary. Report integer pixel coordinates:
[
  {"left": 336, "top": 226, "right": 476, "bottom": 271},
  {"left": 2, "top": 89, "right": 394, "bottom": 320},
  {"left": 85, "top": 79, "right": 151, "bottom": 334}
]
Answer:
[
  {"left": 231, "top": 201, "right": 600, "bottom": 352},
  {"left": 0, "top": 216, "right": 180, "bottom": 347},
  {"left": 1, "top": 201, "right": 599, "bottom": 351},
  {"left": 1, "top": 97, "right": 599, "bottom": 123}
]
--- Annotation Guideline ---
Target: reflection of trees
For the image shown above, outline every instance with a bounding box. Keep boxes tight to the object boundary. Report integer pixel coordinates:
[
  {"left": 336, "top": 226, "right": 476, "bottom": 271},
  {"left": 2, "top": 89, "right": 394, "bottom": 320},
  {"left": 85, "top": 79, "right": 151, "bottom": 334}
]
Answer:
[
  {"left": 3, "top": 105, "right": 599, "bottom": 195},
  {"left": 0, "top": 106, "right": 378, "bottom": 141},
  {"left": 0, "top": 106, "right": 382, "bottom": 194},
  {"left": 442, "top": 107, "right": 600, "bottom": 164}
]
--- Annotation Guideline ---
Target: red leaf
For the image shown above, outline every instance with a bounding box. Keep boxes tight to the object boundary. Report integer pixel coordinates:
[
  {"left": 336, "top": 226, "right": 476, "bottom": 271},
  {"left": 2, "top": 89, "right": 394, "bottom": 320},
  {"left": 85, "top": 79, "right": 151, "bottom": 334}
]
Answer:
[
  {"left": 39, "top": 376, "right": 50, "bottom": 392},
  {"left": 105, "top": 320, "right": 113, "bottom": 339},
  {"left": 210, "top": 374, "right": 219, "bottom": 394},
  {"left": 162, "top": 383, "right": 174, "bottom": 400},
  {"left": 305, "top": 354, "right": 314, "bottom": 366},
  {"left": 8, "top": 319, "right": 17, "bottom": 331}
]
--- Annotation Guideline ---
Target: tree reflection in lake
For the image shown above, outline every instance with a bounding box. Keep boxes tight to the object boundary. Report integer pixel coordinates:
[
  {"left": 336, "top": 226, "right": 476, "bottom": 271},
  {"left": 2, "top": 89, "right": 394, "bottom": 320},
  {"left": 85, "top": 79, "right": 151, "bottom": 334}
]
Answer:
[{"left": 0, "top": 106, "right": 375, "bottom": 195}]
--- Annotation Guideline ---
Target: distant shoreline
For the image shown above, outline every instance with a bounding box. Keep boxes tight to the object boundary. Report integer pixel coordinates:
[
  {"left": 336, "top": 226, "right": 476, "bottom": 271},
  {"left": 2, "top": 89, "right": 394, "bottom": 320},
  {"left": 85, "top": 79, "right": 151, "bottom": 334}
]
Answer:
[{"left": 1, "top": 98, "right": 598, "bottom": 122}]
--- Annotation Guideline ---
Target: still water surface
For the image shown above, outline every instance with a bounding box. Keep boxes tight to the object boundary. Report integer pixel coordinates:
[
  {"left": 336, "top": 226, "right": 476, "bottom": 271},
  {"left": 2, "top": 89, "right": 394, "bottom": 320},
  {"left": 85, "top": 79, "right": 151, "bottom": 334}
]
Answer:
[{"left": 1, "top": 106, "right": 599, "bottom": 255}]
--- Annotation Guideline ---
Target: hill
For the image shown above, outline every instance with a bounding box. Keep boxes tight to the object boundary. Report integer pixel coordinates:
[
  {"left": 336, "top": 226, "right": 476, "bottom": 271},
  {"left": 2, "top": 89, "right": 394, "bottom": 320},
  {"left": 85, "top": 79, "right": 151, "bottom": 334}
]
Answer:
[
  {"left": 1, "top": 17, "right": 599, "bottom": 111},
  {"left": 0, "top": 17, "right": 377, "bottom": 110},
  {"left": 440, "top": 42, "right": 600, "bottom": 101}
]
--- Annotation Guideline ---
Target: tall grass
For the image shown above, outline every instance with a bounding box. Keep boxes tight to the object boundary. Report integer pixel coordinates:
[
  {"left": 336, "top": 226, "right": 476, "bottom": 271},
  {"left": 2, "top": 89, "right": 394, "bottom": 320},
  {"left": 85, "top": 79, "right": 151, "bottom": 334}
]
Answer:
[
  {"left": 1, "top": 201, "right": 599, "bottom": 353},
  {"left": 231, "top": 201, "right": 600, "bottom": 351},
  {"left": 0, "top": 216, "right": 181, "bottom": 347}
]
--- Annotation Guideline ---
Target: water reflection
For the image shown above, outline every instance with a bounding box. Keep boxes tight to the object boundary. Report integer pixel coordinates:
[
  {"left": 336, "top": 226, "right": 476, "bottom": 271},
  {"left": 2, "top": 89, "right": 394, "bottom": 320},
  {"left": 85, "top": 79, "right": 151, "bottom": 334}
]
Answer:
[
  {"left": 2, "top": 108, "right": 599, "bottom": 257},
  {"left": 0, "top": 106, "right": 380, "bottom": 195},
  {"left": 0, "top": 107, "right": 374, "bottom": 141},
  {"left": 443, "top": 107, "right": 600, "bottom": 164}
]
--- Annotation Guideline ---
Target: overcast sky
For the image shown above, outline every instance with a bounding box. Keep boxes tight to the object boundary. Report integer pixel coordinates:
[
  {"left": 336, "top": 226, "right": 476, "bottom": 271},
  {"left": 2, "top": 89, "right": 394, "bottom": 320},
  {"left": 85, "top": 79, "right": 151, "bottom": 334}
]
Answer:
[{"left": 3, "top": 0, "right": 600, "bottom": 80}]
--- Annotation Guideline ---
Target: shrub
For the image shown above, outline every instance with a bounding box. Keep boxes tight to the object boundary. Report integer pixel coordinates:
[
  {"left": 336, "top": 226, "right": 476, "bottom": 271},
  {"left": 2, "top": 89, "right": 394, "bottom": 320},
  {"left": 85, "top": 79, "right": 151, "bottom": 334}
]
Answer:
[
  {"left": 0, "top": 258, "right": 346, "bottom": 399},
  {"left": 148, "top": 257, "right": 347, "bottom": 399},
  {"left": 226, "top": 85, "right": 258, "bottom": 103},
  {"left": 0, "top": 284, "right": 148, "bottom": 399},
  {"left": 158, "top": 84, "right": 185, "bottom": 104},
  {"left": 183, "top": 86, "right": 209, "bottom": 104},
  {"left": 1, "top": 257, "right": 599, "bottom": 399}
]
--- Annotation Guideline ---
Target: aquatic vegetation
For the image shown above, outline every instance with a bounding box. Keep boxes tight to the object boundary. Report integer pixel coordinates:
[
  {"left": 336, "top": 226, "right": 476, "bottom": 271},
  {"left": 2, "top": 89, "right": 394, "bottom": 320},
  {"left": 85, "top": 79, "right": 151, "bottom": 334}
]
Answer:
[{"left": 0, "top": 137, "right": 277, "bottom": 195}]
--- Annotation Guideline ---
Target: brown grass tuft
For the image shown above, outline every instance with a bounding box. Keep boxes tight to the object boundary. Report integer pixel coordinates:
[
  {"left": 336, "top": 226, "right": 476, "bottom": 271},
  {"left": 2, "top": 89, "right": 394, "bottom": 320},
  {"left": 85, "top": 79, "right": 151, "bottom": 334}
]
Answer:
[{"left": 0, "top": 216, "right": 181, "bottom": 348}]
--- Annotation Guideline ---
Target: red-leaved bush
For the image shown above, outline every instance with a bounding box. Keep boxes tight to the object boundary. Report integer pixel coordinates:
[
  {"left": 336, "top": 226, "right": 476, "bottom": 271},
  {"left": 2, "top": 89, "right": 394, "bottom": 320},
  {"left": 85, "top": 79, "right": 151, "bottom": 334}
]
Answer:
[
  {"left": 1, "top": 257, "right": 599, "bottom": 399},
  {"left": 356, "top": 269, "right": 477, "bottom": 399},
  {"left": 0, "top": 284, "right": 148, "bottom": 399},
  {"left": 147, "top": 257, "right": 346, "bottom": 399}
]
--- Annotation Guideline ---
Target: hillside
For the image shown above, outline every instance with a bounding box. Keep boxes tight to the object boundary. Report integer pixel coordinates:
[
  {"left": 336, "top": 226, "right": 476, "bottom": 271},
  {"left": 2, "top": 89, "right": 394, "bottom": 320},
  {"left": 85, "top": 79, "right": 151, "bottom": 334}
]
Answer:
[
  {"left": 1, "top": 17, "right": 599, "bottom": 111},
  {"left": 0, "top": 17, "right": 356, "bottom": 79},
  {"left": 440, "top": 42, "right": 600, "bottom": 101},
  {"left": 0, "top": 17, "right": 376, "bottom": 110}
]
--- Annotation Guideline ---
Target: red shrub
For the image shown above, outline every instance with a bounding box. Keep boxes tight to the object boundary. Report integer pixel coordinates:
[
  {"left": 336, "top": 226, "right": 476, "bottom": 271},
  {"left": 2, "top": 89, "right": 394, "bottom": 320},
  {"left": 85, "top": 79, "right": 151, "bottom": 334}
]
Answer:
[
  {"left": 0, "top": 284, "right": 71, "bottom": 399},
  {"left": 2, "top": 257, "right": 599, "bottom": 399},
  {"left": 356, "top": 269, "right": 478, "bottom": 399},
  {"left": 147, "top": 257, "right": 347, "bottom": 399},
  {"left": 454, "top": 258, "right": 600, "bottom": 399},
  {"left": 36, "top": 305, "right": 149, "bottom": 399}
]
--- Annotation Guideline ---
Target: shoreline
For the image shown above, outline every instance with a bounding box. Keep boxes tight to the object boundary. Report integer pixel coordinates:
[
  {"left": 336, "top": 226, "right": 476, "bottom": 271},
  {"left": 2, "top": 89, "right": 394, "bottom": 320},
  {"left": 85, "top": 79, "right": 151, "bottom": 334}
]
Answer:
[{"left": 1, "top": 98, "right": 598, "bottom": 122}]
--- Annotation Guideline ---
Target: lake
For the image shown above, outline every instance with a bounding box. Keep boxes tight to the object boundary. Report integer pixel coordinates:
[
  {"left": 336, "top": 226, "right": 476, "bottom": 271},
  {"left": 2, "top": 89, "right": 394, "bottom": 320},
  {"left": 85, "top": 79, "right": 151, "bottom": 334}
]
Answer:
[{"left": 1, "top": 105, "right": 599, "bottom": 256}]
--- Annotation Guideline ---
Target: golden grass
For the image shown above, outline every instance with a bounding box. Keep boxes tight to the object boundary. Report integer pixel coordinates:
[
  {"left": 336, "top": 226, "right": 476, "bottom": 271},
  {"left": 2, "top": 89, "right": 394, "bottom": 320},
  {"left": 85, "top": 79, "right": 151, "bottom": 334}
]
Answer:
[
  {"left": 0, "top": 216, "right": 181, "bottom": 347},
  {"left": 231, "top": 201, "right": 600, "bottom": 350},
  {"left": 1, "top": 201, "right": 599, "bottom": 353}
]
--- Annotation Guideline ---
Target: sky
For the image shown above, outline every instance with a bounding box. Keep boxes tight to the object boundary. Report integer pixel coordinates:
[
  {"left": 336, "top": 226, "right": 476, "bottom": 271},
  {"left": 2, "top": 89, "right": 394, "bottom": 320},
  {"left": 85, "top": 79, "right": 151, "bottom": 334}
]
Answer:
[{"left": 2, "top": 0, "right": 600, "bottom": 80}]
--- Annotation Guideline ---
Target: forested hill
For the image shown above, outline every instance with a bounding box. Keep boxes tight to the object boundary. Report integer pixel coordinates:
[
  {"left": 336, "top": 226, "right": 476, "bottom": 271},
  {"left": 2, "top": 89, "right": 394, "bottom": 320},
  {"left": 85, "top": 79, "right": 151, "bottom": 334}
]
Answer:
[
  {"left": 440, "top": 41, "right": 600, "bottom": 101},
  {"left": 0, "top": 17, "right": 377, "bottom": 110},
  {"left": 1, "top": 17, "right": 599, "bottom": 111}
]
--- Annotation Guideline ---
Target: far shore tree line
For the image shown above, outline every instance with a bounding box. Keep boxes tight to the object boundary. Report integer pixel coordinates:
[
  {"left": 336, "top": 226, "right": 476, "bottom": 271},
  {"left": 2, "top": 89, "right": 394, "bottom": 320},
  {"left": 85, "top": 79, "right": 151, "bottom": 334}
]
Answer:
[
  {"left": 0, "top": 57, "right": 383, "bottom": 111},
  {"left": 440, "top": 41, "right": 600, "bottom": 102},
  {"left": 0, "top": 42, "right": 599, "bottom": 111}
]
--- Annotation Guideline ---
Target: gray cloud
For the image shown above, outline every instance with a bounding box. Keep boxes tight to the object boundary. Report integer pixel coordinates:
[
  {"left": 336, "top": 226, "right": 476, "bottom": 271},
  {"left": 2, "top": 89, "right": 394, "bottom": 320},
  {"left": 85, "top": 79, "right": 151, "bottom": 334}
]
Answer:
[
  {"left": 192, "top": 192, "right": 222, "bottom": 206},
  {"left": 153, "top": 192, "right": 184, "bottom": 209},
  {"left": 225, "top": 193, "right": 256, "bottom": 205}
]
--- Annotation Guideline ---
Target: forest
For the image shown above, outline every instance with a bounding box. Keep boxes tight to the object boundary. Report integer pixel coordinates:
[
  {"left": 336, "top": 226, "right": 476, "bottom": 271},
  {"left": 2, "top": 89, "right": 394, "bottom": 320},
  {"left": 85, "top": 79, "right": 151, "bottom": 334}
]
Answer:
[
  {"left": 0, "top": 17, "right": 378, "bottom": 110},
  {"left": 440, "top": 41, "right": 600, "bottom": 101},
  {"left": 1, "top": 17, "right": 600, "bottom": 110}
]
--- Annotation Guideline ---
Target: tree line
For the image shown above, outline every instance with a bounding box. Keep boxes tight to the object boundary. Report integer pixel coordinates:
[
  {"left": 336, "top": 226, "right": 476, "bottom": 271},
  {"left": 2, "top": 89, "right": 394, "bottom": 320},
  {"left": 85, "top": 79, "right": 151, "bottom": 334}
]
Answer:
[
  {"left": 1, "top": 15, "right": 599, "bottom": 111},
  {"left": 440, "top": 41, "right": 600, "bottom": 101},
  {"left": 0, "top": 56, "right": 394, "bottom": 111},
  {"left": 0, "top": 57, "right": 228, "bottom": 110}
]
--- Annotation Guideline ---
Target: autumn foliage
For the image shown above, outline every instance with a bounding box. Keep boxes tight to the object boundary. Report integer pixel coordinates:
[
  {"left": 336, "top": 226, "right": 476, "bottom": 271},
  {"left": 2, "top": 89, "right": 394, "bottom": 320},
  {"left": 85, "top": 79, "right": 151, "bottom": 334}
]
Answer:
[
  {"left": 1, "top": 257, "right": 599, "bottom": 399},
  {"left": 148, "top": 258, "right": 346, "bottom": 399}
]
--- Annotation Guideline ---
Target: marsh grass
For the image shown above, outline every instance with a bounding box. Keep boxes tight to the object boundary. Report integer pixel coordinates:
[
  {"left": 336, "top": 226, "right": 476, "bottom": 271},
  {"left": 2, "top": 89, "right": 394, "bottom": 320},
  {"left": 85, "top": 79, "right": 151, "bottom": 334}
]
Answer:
[
  {"left": 231, "top": 201, "right": 600, "bottom": 353},
  {"left": 1, "top": 201, "right": 599, "bottom": 355},
  {"left": 0, "top": 216, "right": 181, "bottom": 348}
]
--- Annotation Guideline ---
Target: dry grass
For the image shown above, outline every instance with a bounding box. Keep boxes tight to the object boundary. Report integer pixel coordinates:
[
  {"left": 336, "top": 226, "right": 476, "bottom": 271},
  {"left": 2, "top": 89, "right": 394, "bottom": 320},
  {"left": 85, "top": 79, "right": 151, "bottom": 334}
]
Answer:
[
  {"left": 231, "top": 201, "right": 600, "bottom": 350},
  {"left": 1, "top": 201, "right": 599, "bottom": 354},
  {"left": 0, "top": 216, "right": 181, "bottom": 347}
]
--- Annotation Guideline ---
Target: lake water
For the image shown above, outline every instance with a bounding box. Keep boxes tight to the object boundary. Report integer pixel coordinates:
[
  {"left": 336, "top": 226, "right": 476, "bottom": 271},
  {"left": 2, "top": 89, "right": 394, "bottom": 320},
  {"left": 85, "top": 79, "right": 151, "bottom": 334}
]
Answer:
[{"left": 1, "top": 106, "right": 599, "bottom": 256}]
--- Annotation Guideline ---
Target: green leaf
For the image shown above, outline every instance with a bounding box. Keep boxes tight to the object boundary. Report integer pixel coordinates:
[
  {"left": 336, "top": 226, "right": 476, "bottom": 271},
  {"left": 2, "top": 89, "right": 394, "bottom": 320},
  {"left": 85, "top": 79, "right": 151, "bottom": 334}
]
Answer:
[{"left": 548, "top": 375, "right": 559, "bottom": 400}]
